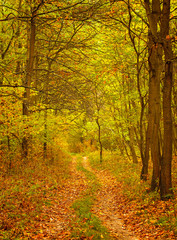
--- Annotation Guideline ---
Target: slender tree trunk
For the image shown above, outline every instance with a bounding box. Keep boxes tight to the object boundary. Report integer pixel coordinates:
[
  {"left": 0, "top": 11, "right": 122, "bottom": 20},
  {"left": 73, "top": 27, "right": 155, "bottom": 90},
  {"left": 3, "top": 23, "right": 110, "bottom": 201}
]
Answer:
[
  {"left": 141, "top": 122, "right": 150, "bottom": 180},
  {"left": 149, "top": 38, "right": 162, "bottom": 190},
  {"left": 0, "top": 25, "right": 4, "bottom": 85},
  {"left": 43, "top": 60, "right": 52, "bottom": 159},
  {"left": 173, "top": 126, "right": 177, "bottom": 156},
  {"left": 43, "top": 109, "right": 47, "bottom": 159},
  {"left": 173, "top": 74, "right": 177, "bottom": 155},
  {"left": 127, "top": 4, "right": 146, "bottom": 167},
  {"left": 22, "top": 10, "right": 36, "bottom": 157},
  {"left": 96, "top": 116, "right": 102, "bottom": 163},
  {"left": 128, "top": 126, "right": 138, "bottom": 163},
  {"left": 21, "top": 2, "right": 44, "bottom": 157}
]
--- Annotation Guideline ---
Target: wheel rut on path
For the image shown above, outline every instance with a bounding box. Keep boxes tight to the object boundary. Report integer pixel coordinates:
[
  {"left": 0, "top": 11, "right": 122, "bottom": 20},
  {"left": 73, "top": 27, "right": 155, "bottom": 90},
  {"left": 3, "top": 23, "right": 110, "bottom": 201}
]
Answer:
[{"left": 82, "top": 156, "right": 139, "bottom": 240}]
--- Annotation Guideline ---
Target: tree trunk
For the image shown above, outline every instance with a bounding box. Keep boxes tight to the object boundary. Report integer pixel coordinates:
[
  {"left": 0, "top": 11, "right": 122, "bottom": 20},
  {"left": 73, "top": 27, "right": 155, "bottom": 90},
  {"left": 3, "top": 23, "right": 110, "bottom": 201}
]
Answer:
[
  {"left": 141, "top": 122, "right": 150, "bottom": 180},
  {"left": 160, "top": 58, "right": 173, "bottom": 199},
  {"left": 173, "top": 74, "right": 177, "bottom": 155},
  {"left": 160, "top": 0, "right": 173, "bottom": 199},
  {"left": 148, "top": 32, "right": 163, "bottom": 191},
  {"left": 144, "top": 0, "right": 163, "bottom": 191},
  {"left": 43, "top": 110, "right": 47, "bottom": 159},
  {"left": 173, "top": 126, "right": 177, "bottom": 156},
  {"left": 128, "top": 126, "right": 138, "bottom": 163},
  {"left": 22, "top": 9, "right": 36, "bottom": 157},
  {"left": 96, "top": 116, "right": 103, "bottom": 163},
  {"left": 144, "top": 0, "right": 173, "bottom": 197}
]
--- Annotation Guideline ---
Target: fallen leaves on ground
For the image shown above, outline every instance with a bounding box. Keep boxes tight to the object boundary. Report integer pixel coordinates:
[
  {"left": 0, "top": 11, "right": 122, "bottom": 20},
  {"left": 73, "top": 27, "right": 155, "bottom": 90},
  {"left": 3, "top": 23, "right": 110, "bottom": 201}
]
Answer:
[
  {"left": 0, "top": 157, "right": 88, "bottom": 239},
  {"left": 1, "top": 154, "right": 176, "bottom": 240},
  {"left": 88, "top": 153, "right": 177, "bottom": 240}
]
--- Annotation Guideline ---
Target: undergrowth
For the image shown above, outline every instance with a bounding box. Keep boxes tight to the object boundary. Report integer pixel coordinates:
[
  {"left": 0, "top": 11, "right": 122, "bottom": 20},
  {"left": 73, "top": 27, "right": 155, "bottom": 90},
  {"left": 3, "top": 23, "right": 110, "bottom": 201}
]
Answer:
[
  {"left": 0, "top": 149, "right": 71, "bottom": 240},
  {"left": 89, "top": 152, "right": 177, "bottom": 236},
  {"left": 88, "top": 150, "right": 177, "bottom": 238}
]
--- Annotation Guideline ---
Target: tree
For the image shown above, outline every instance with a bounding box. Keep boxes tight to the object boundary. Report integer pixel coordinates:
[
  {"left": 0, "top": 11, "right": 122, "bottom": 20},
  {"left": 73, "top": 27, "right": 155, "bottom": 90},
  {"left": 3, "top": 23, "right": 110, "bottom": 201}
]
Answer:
[
  {"left": 144, "top": 0, "right": 174, "bottom": 198},
  {"left": 0, "top": 0, "right": 99, "bottom": 159},
  {"left": 160, "top": 0, "right": 174, "bottom": 199}
]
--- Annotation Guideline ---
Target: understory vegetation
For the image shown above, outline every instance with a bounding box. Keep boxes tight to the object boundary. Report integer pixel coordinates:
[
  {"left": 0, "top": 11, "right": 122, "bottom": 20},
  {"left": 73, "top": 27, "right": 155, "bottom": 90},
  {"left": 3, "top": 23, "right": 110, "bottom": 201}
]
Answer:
[
  {"left": 89, "top": 151, "right": 177, "bottom": 238},
  {"left": 0, "top": 146, "right": 177, "bottom": 239},
  {"left": 0, "top": 147, "right": 71, "bottom": 239}
]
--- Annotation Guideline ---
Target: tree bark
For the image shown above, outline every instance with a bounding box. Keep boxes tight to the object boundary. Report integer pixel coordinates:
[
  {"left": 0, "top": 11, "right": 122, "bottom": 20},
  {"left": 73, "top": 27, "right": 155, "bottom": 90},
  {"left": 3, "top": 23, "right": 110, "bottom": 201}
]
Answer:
[
  {"left": 160, "top": 0, "right": 173, "bottom": 199},
  {"left": 141, "top": 121, "right": 150, "bottom": 180},
  {"left": 22, "top": 2, "right": 46, "bottom": 157},
  {"left": 43, "top": 60, "right": 52, "bottom": 159},
  {"left": 148, "top": 32, "right": 163, "bottom": 191},
  {"left": 43, "top": 110, "right": 47, "bottom": 159},
  {"left": 22, "top": 9, "right": 36, "bottom": 157},
  {"left": 161, "top": 58, "right": 173, "bottom": 199},
  {"left": 144, "top": 0, "right": 163, "bottom": 191},
  {"left": 144, "top": 0, "right": 173, "bottom": 197},
  {"left": 96, "top": 116, "right": 103, "bottom": 163}
]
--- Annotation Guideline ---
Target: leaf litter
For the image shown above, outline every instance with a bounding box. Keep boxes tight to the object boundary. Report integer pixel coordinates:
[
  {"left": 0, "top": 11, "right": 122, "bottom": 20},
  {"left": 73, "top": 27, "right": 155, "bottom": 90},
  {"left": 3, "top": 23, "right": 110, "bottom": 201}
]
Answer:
[
  {"left": 1, "top": 155, "right": 176, "bottom": 239},
  {"left": 82, "top": 156, "right": 138, "bottom": 240},
  {"left": 83, "top": 156, "right": 176, "bottom": 240}
]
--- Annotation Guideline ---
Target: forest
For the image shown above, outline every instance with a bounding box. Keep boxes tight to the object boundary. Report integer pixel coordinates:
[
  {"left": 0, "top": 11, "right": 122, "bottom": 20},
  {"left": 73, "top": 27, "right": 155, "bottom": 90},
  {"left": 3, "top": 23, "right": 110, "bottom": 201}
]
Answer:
[{"left": 0, "top": 0, "right": 177, "bottom": 239}]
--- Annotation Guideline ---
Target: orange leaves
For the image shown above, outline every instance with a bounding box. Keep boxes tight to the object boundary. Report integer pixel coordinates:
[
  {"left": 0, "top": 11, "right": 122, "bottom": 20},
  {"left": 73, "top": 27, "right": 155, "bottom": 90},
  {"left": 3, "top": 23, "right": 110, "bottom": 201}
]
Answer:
[
  {"left": 1, "top": 153, "right": 176, "bottom": 240},
  {"left": 166, "top": 35, "right": 177, "bottom": 41},
  {"left": 166, "top": 35, "right": 171, "bottom": 40},
  {"left": 0, "top": 154, "right": 79, "bottom": 239},
  {"left": 89, "top": 153, "right": 177, "bottom": 240}
]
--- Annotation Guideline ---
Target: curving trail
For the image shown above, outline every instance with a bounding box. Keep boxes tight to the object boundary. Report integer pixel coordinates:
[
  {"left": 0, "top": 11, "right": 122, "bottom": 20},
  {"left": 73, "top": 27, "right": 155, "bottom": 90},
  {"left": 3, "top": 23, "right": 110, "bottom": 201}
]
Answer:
[
  {"left": 36, "top": 156, "right": 139, "bottom": 239},
  {"left": 82, "top": 156, "right": 139, "bottom": 240}
]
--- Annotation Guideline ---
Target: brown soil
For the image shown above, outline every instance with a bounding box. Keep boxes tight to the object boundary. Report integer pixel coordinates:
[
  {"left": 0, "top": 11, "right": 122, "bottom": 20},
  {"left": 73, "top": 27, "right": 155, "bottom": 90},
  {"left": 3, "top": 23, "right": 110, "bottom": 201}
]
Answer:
[{"left": 82, "top": 156, "right": 139, "bottom": 240}]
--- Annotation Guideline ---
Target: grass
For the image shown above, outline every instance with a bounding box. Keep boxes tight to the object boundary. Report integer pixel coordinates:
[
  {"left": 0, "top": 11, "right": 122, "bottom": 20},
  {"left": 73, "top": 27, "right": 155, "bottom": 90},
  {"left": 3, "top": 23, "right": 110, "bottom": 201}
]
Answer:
[
  {"left": 88, "top": 150, "right": 177, "bottom": 238},
  {"left": 71, "top": 156, "right": 113, "bottom": 240},
  {"left": 88, "top": 151, "right": 156, "bottom": 199}
]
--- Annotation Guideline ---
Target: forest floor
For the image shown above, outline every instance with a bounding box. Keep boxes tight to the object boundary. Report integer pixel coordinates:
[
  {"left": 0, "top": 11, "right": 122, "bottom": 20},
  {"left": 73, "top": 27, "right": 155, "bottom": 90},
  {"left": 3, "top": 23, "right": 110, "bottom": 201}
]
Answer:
[
  {"left": 30, "top": 155, "right": 139, "bottom": 239},
  {"left": 82, "top": 156, "right": 138, "bottom": 240},
  {"left": 0, "top": 153, "right": 176, "bottom": 239}
]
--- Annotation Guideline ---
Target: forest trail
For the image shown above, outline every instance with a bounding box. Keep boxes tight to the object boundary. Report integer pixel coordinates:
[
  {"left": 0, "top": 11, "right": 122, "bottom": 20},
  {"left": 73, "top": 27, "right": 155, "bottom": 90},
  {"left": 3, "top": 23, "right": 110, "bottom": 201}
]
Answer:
[
  {"left": 39, "top": 155, "right": 139, "bottom": 239},
  {"left": 35, "top": 156, "right": 88, "bottom": 239},
  {"left": 1, "top": 154, "right": 175, "bottom": 239},
  {"left": 82, "top": 156, "right": 139, "bottom": 240}
]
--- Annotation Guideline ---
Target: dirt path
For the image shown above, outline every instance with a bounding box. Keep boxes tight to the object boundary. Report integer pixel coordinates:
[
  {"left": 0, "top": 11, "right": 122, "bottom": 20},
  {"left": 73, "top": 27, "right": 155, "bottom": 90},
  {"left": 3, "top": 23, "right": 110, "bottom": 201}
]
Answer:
[
  {"left": 37, "top": 156, "right": 139, "bottom": 239},
  {"left": 82, "top": 156, "right": 139, "bottom": 240},
  {"left": 36, "top": 156, "right": 88, "bottom": 239}
]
